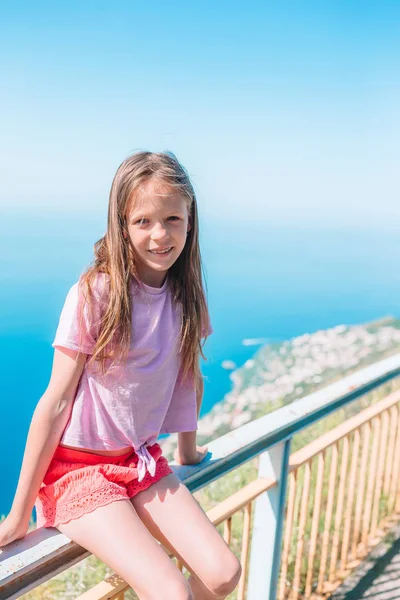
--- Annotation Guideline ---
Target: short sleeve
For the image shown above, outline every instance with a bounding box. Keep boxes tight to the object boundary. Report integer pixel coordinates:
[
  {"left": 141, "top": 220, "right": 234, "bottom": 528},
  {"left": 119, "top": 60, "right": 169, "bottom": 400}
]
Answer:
[
  {"left": 52, "top": 275, "right": 107, "bottom": 355},
  {"left": 160, "top": 367, "right": 198, "bottom": 434}
]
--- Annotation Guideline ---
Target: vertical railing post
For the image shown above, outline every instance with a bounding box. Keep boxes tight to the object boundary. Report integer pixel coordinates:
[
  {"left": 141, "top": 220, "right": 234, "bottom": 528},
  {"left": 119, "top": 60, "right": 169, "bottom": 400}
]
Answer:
[{"left": 247, "top": 438, "right": 292, "bottom": 600}]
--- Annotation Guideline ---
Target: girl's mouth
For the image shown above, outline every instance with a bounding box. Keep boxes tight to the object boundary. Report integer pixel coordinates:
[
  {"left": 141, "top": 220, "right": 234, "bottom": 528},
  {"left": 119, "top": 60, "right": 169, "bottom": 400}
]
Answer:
[{"left": 148, "top": 247, "right": 174, "bottom": 256}]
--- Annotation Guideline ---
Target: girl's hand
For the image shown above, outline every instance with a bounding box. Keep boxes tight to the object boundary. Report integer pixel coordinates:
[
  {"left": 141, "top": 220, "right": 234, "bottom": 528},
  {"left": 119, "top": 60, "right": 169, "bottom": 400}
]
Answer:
[
  {"left": 0, "top": 514, "right": 30, "bottom": 548},
  {"left": 173, "top": 445, "right": 209, "bottom": 466}
]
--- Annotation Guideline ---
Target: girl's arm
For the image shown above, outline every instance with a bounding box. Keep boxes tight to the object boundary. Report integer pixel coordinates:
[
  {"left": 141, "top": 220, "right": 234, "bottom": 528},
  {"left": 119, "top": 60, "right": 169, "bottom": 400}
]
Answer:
[
  {"left": 174, "top": 367, "right": 208, "bottom": 465},
  {"left": 0, "top": 347, "right": 86, "bottom": 547}
]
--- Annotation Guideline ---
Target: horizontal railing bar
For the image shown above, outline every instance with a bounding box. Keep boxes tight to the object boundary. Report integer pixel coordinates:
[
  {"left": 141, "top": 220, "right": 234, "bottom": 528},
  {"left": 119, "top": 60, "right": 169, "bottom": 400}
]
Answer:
[
  {"left": 1, "top": 353, "right": 400, "bottom": 599},
  {"left": 183, "top": 358, "right": 400, "bottom": 492},
  {"left": 206, "top": 477, "right": 275, "bottom": 526},
  {"left": 75, "top": 574, "right": 128, "bottom": 600},
  {"left": 0, "top": 526, "right": 89, "bottom": 600},
  {"left": 289, "top": 388, "right": 400, "bottom": 469}
]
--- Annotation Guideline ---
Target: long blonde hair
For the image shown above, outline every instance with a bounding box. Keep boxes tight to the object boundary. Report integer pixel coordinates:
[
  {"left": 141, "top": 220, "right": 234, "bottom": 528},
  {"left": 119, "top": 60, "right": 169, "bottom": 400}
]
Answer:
[{"left": 80, "top": 151, "right": 210, "bottom": 382}]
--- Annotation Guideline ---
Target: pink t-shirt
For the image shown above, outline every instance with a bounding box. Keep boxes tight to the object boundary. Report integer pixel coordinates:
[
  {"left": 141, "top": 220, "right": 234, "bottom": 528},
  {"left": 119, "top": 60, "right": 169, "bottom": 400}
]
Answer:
[{"left": 53, "top": 273, "right": 212, "bottom": 479}]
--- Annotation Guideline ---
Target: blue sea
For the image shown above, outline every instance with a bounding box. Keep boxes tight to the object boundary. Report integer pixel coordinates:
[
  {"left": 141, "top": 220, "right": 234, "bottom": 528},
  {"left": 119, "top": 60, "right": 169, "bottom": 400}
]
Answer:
[{"left": 1, "top": 208, "right": 400, "bottom": 516}]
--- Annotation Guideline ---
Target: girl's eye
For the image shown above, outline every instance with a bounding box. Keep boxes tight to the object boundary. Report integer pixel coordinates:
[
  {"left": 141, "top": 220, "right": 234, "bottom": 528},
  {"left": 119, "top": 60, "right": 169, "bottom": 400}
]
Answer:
[{"left": 134, "top": 216, "right": 180, "bottom": 225}]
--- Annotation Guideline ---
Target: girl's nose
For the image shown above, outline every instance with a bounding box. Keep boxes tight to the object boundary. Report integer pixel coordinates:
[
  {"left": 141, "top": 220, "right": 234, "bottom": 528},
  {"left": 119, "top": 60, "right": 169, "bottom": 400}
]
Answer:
[{"left": 151, "top": 222, "right": 168, "bottom": 240}]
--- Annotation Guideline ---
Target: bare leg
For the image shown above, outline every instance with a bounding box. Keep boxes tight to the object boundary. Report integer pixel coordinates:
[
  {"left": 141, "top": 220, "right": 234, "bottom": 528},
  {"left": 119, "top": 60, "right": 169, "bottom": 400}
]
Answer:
[
  {"left": 131, "top": 474, "right": 242, "bottom": 600},
  {"left": 58, "top": 499, "right": 193, "bottom": 600}
]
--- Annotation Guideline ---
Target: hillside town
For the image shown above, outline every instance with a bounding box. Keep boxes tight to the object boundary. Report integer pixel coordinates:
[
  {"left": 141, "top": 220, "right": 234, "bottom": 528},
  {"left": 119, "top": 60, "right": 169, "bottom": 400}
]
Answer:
[{"left": 161, "top": 317, "right": 400, "bottom": 455}]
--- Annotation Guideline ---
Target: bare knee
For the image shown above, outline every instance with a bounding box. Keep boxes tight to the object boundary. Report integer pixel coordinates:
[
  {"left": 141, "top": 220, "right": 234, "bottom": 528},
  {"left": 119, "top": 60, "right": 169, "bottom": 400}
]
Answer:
[
  {"left": 146, "top": 577, "right": 193, "bottom": 600},
  {"left": 206, "top": 553, "right": 242, "bottom": 598}
]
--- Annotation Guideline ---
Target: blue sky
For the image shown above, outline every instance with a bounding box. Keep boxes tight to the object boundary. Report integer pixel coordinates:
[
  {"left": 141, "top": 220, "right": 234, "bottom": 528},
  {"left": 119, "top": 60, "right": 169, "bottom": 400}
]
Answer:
[{"left": 1, "top": 1, "right": 399, "bottom": 228}]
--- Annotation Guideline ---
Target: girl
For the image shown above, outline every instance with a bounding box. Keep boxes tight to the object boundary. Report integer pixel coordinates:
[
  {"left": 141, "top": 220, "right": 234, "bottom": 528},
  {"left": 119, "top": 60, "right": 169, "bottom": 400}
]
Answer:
[{"left": 0, "top": 152, "right": 241, "bottom": 600}]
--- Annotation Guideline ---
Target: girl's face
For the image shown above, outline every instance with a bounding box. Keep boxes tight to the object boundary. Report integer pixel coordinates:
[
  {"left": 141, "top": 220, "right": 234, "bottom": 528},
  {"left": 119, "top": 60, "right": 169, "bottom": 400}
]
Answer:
[{"left": 126, "top": 180, "right": 191, "bottom": 288}]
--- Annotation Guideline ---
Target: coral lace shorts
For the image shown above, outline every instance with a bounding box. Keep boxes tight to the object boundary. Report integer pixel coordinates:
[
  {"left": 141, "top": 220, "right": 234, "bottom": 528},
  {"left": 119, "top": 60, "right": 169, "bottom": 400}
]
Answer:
[{"left": 35, "top": 444, "right": 172, "bottom": 528}]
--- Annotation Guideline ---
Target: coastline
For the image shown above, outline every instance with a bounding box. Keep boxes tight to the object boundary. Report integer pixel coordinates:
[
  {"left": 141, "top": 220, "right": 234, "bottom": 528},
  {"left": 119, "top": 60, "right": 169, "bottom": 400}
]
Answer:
[{"left": 161, "top": 316, "right": 400, "bottom": 458}]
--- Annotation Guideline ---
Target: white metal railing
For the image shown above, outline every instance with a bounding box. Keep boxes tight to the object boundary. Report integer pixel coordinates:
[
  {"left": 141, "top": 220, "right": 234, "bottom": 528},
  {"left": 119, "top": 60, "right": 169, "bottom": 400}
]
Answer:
[{"left": 1, "top": 354, "right": 400, "bottom": 600}]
